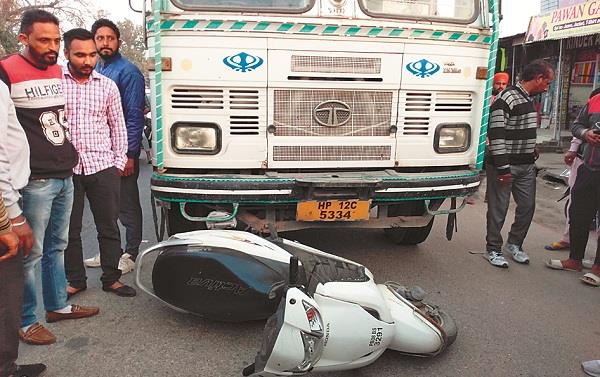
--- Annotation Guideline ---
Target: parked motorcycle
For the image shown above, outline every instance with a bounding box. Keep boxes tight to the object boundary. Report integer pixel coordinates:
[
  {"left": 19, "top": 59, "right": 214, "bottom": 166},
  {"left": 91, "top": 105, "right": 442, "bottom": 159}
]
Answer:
[{"left": 135, "top": 230, "right": 457, "bottom": 375}]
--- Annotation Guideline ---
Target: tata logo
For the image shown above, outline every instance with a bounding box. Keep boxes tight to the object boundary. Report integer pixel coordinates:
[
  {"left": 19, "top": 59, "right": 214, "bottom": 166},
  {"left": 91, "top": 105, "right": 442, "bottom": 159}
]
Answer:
[
  {"left": 313, "top": 101, "right": 352, "bottom": 128},
  {"left": 223, "top": 52, "right": 263, "bottom": 72},
  {"left": 406, "top": 59, "right": 440, "bottom": 78}
]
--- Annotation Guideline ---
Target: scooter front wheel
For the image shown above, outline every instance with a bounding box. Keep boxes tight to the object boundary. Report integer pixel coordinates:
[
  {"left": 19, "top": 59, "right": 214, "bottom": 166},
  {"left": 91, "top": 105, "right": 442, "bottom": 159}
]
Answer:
[{"left": 429, "top": 308, "right": 457, "bottom": 347}]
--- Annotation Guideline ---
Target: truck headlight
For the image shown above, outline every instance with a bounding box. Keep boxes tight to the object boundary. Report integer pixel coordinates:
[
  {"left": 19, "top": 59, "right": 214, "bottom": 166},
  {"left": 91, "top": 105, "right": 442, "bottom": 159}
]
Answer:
[
  {"left": 171, "top": 123, "right": 220, "bottom": 154},
  {"left": 434, "top": 123, "right": 471, "bottom": 153}
]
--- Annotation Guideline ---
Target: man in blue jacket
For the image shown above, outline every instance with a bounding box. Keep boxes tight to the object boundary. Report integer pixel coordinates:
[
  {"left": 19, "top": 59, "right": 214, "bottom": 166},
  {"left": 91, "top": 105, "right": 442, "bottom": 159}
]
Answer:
[{"left": 86, "top": 18, "right": 145, "bottom": 273}]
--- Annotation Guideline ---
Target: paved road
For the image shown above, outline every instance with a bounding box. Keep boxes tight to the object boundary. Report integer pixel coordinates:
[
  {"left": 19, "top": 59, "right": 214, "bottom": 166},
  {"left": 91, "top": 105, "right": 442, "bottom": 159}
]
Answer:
[{"left": 18, "top": 160, "right": 599, "bottom": 377}]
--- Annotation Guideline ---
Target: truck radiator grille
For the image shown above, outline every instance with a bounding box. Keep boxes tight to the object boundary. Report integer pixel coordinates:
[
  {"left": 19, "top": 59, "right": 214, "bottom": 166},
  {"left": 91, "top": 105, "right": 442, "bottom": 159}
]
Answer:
[
  {"left": 169, "top": 88, "right": 260, "bottom": 111},
  {"left": 291, "top": 55, "right": 382, "bottom": 74},
  {"left": 273, "top": 145, "right": 391, "bottom": 161},
  {"left": 171, "top": 88, "right": 224, "bottom": 109},
  {"left": 434, "top": 92, "right": 473, "bottom": 112},
  {"left": 401, "top": 117, "right": 430, "bottom": 135},
  {"left": 398, "top": 91, "right": 473, "bottom": 135},
  {"left": 230, "top": 115, "right": 259, "bottom": 135},
  {"left": 273, "top": 90, "right": 393, "bottom": 137}
]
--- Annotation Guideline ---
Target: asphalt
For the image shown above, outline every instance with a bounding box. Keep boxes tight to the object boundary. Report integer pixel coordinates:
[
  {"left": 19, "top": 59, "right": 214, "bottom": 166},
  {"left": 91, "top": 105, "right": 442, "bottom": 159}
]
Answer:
[
  {"left": 15, "top": 153, "right": 599, "bottom": 377},
  {"left": 536, "top": 150, "right": 570, "bottom": 185}
]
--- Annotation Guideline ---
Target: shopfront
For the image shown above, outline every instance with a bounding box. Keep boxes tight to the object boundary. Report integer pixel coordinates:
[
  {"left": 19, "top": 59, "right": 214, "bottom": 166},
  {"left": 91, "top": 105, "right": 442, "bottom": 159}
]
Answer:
[
  {"left": 526, "top": 1, "right": 600, "bottom": 142},
  {"left": 564, "top": 35, "right": 600, "bottom": 125}
]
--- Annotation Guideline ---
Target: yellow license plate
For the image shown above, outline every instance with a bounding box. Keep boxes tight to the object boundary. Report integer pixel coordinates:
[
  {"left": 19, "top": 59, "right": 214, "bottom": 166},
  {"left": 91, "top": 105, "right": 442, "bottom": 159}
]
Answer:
[{"left": 296, "top": 200, "right": 371, "bottom": 221}]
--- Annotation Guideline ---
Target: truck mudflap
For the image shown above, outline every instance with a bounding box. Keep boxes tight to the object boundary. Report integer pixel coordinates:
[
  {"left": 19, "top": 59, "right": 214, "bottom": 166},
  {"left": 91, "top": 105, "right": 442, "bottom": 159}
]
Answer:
[{"left": 150, "top": 170, "right": 481, "bottom": 203}]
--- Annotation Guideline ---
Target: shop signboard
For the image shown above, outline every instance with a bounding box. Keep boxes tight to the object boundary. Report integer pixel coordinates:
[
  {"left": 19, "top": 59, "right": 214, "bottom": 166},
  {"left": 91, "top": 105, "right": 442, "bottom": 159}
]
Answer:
[
  {"left": 526, "top": 1, "right": 600, "bottom": 43},
  {"left": 559, "top": 0, "right": 587, "bottom": 7}
]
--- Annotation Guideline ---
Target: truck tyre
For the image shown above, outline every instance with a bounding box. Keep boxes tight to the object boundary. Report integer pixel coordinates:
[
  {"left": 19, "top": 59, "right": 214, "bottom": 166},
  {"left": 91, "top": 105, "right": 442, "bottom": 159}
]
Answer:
[
  {"left": 383, "top": 218, "right": 434, "bottom": 245},
  {"left": 166, "top": 204, "right": 208, "bottom": 236}
]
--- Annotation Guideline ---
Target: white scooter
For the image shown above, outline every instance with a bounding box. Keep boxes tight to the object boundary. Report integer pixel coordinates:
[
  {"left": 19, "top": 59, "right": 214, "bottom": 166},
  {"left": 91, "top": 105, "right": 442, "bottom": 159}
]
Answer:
[{"left": 135, "top": 230, "right": 456, "bottom": 376}]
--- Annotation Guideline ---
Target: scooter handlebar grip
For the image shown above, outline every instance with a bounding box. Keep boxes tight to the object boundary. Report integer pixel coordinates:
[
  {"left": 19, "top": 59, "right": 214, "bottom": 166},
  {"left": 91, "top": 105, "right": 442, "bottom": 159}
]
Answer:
[
  {"left": 289, "top": 256, "right": 299, "bottom": 285},
  {"left": 242, "top": 363, "right": 255, "bottom": 376}
]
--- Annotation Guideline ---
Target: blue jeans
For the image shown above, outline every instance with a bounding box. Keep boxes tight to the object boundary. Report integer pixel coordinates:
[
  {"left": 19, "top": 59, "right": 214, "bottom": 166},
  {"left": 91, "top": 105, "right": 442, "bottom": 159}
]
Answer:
[{"left": 21, "top": 177, "right": 74, "bottom": 327}]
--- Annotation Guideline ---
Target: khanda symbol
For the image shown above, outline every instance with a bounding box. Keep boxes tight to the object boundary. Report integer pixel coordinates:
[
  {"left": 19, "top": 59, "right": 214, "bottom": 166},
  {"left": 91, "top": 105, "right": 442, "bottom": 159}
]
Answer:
[
  {"left": 223, "top": 52, "right": 264, "bottom": 72},
  {"left": 406, "top": 59, "right": 440, "bottom": 78}
]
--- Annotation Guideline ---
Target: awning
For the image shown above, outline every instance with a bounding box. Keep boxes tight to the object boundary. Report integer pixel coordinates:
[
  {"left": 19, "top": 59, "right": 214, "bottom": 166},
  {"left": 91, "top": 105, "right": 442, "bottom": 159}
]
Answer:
[{"left": 526, "top": 1, "right": 600, "bottom": 43}]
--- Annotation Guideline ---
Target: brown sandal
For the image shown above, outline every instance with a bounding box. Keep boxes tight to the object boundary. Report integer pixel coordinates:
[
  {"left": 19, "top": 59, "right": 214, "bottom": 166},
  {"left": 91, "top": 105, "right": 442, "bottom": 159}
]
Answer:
[{"left": 545, "top": 259, "right": 582, "bottom": 271}]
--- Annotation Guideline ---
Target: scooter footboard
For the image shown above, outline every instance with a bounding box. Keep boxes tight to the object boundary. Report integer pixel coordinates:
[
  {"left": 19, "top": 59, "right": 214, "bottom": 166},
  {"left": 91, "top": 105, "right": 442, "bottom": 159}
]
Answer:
[{"left": 379, "top": 286, "right": 445, "bottom": 356}]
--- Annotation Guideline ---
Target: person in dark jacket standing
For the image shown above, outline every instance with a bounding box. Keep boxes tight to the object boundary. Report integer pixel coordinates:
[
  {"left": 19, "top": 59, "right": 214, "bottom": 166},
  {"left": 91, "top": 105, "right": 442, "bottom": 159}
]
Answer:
[
  {"left": 547, "top": 91, "right": 600, "bottom": 286},
  {"left": 83, "top": 18, "right": 145, "bottom": 274},
  {"left": 484, "top": 59, "right": 554, "bottom": 268},
  {"left": 0, "top": 9, "right": 99, "bottom": 347}
]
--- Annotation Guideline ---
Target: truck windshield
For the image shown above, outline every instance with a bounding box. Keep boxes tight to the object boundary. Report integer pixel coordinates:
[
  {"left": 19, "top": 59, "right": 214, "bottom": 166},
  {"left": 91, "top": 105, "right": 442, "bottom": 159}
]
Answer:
[
  {"left": 172, "top": 0, "right": 313, "bottom": 12},
  {"left": 358, "top": 0, "right": 478, "bottom": 23}
]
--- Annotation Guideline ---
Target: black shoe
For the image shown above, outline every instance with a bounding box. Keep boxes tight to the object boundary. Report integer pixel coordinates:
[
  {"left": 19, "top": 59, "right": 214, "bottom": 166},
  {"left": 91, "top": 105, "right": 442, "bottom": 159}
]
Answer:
[
  {"left": 102, "top": 283, "right": 136, "bottom": 297},
  {"left": 15, "top": 363, "right": 47, "bottom": 377}
]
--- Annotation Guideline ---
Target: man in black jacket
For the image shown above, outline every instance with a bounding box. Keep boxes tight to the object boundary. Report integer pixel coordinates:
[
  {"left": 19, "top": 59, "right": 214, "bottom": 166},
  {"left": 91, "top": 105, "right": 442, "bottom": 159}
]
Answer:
[{"left": 547, "top": 89, "right": 600, "bottom": 285}]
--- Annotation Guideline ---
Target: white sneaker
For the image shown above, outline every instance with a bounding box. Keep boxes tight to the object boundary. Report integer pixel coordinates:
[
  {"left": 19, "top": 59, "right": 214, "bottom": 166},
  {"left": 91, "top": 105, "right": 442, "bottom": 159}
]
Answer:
[
  {"left": 84, "top": 254, "right": 101, "bottom": 268},
  {"left": 486, "top": 250, "right": 509, "bottom": 268},
  {"left": 118, "top": 253, "right": 136, "bottom": 274},
  {"left": 503, "top": 243, "right": 530, "bottom": 264}
]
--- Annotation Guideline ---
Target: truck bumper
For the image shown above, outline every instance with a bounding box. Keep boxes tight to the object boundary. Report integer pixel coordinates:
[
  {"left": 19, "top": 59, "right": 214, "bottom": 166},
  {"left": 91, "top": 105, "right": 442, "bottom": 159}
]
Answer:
[{"left": 150, "top": 169, "right": 481, "bottom": 204}]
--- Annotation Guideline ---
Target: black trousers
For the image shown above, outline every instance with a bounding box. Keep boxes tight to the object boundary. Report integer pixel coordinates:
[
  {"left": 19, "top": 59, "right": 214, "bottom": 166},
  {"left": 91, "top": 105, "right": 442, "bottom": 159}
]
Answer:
[
  {"left": 65, "top": 167, "right": 122, "bottom": 288},
  {"left": 569, "top": 164, "right": 600, "bottom": 265},
  {"left": 119, "top": 157, "right": 142, "bottom": 258},
  {"left": 0, "top": 249, "right": 22, "bottom": 377}
]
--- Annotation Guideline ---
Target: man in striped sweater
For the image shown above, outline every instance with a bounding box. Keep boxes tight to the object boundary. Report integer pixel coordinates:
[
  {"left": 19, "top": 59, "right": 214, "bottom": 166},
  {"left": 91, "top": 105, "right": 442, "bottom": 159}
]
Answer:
[{"left": 485, "top": 59, "right": 555, "bottom": 268}]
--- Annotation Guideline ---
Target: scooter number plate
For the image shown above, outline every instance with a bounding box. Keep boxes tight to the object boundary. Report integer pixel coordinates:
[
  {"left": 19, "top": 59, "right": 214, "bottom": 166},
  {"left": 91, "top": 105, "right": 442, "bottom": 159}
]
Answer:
[{"left": 296, "top": 200, "right": 370, "bottom": 222}]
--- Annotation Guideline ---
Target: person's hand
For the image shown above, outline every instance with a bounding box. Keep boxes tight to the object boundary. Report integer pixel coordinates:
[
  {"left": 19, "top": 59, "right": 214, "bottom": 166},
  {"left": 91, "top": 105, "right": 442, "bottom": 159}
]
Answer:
[
  {"left": 564, "top": 151, "right": 577, "bottom": 166},
  {"left": 584, "top": 130, "right": 600, "bottom": 146},
  {"left": 10, "top": 215, "right": 33, "bottom": 256},
  {"left": 0, "top": 230, "right": 20, "bottom": 262},
  {"left": 497, "top": 173, "right": 512, "bottom": 185},
  {"left": 120, "top": 158, "right": 135, "bottom": 177},
  {"left": 534, "top": 146, "right": 540, "bottom": 161}
]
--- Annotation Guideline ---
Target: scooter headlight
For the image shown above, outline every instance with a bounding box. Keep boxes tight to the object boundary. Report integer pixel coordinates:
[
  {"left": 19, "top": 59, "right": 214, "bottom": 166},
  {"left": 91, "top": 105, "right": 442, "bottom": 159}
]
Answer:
[
  {"left": 286, "top": 301, "right": 325, "bottom": 373},
  {"left": 303, "top": 301, "right": 324, "bottom": 335}
]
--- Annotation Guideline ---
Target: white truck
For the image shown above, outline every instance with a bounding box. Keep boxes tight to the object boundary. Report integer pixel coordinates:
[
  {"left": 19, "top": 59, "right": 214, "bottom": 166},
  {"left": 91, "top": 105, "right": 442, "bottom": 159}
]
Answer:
[{"left": 143, "top": 0, "right": 499, "bottom": 244}]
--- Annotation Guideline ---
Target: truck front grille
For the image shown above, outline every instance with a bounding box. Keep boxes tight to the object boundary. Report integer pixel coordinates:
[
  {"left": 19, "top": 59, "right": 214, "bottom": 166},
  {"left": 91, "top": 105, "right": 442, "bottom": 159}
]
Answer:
[
  {"left": 273, "top": 145, "right": 391, "bottom": 161},
  {"left": 398, "top": 91, "right": 473, "bottom": 136},
  {"left": 291, "top": 55, "right": 382, "bottom": 74},
  {"left": 273, "top": 90, "right": 393, "bottom": 137}
]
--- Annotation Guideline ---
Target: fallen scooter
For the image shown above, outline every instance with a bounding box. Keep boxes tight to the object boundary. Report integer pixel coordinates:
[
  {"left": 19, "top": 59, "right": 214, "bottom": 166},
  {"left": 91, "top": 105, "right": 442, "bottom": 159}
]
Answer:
[{"left": 135, "top": 230, "right": 457, "bottom": 375}]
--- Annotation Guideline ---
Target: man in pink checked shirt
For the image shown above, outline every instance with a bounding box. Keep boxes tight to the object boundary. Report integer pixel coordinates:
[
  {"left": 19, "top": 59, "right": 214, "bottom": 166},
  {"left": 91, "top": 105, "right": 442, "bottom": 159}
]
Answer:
[{"left": 61, "top": 28, "right": 135, "bottom": 298}]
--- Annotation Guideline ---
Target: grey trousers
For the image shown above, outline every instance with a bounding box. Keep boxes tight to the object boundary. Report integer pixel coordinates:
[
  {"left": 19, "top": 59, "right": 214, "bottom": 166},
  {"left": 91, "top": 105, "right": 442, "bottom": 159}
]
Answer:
[
  {"left": 0, "top": 249, "right": 23, "bottom": 377},
  {"left": 119, "top": 157, "right": 143, "bottom": 258},
  {"left": 486, "top": 163, "right": 537, "bottom": 252}
]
